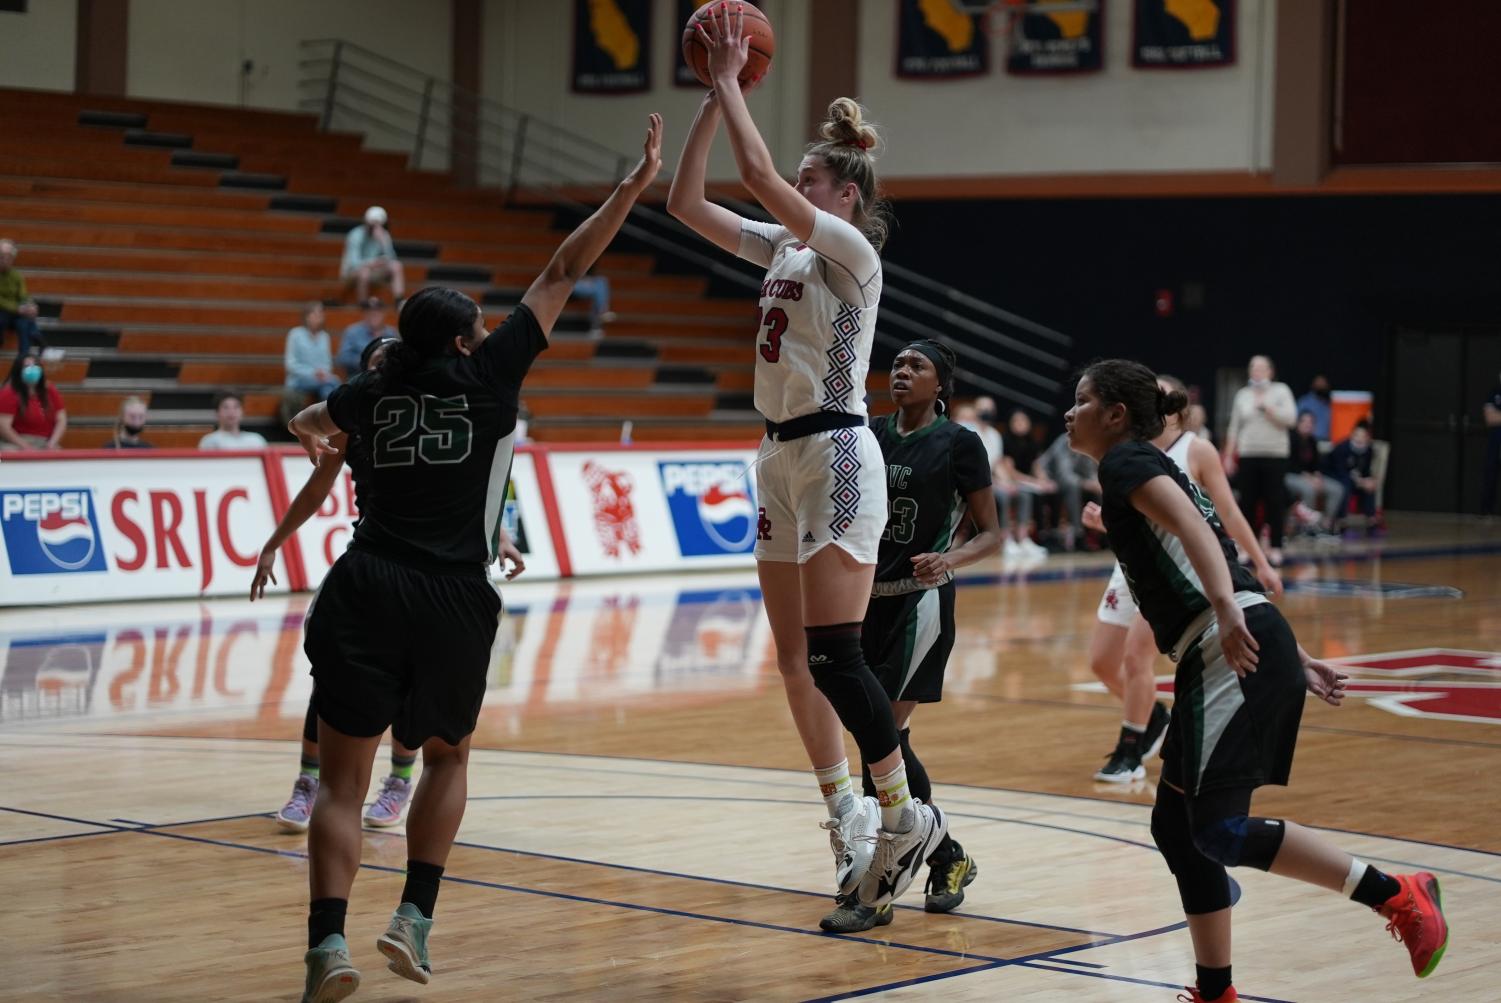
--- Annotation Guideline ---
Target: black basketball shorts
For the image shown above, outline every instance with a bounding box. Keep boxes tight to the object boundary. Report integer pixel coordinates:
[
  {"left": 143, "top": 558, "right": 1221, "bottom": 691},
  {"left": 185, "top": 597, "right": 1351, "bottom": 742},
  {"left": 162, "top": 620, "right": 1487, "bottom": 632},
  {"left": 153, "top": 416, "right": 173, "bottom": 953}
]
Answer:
[
  {"left": 861, "top": 581, "right": 956, "bottom": 704},
  {"left": 304, "top": 547, "right": 503, "bottom": 747},
  {"left": 1159, "top": 601, "right": 1306, "bottom": 797}
]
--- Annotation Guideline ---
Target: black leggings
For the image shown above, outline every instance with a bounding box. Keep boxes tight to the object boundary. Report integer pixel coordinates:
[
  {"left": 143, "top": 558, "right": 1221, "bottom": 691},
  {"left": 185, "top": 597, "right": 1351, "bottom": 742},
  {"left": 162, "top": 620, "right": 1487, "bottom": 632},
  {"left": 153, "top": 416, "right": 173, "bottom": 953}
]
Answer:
[
  {"left": 1236, "top": 456, "right": 1288, "bottom": 549},
  {"left": 1150, "top": 781, "right": 1288, "bottom": 915}
]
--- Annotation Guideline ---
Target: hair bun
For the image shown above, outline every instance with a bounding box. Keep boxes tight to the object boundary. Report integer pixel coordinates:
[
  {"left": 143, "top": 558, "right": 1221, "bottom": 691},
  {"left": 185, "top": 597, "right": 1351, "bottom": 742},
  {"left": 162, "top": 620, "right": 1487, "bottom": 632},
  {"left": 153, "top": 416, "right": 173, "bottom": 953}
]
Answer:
[
  {"left": 1158, "top": 386, "right": 1190, "bottom": 417},
  {"left": 818, "top": 97, "right": 880, "bottom": 153}
]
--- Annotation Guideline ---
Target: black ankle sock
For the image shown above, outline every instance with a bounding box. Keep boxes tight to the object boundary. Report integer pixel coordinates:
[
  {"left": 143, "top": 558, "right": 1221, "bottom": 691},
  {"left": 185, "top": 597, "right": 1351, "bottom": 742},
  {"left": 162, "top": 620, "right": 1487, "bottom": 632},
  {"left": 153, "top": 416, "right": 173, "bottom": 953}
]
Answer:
[
  {"left": 1195, "top": 963, "right": 1232, "bottom": 1000},
  {"left": 1351, "top": 865, "right": 1401, "bottom": 908},
  {"left": 308, "top": 897, "right": 347, "bottom": 949},
  {"left": 402, "top": 860, "right": 445, "bottom": 919}
]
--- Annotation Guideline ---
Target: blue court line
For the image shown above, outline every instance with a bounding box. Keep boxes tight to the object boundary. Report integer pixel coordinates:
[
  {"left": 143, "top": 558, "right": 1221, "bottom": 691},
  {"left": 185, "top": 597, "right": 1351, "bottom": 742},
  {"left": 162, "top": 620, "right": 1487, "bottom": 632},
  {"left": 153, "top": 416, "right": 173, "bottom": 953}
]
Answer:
[
  {"left": 800, "top": 961, "right": 1008, "bottom": 1002},
  {"left": 1019, "top": 961, "right": 1296, "bottom": 1003},
  {"left": 1039, "top": 956, "right": 1106, "bottom": 968}
]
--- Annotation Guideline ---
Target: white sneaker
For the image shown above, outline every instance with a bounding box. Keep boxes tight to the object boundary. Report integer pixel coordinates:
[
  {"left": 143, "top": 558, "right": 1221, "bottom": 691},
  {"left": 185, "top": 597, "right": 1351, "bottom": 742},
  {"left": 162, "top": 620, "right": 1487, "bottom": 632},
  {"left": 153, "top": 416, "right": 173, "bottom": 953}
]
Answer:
[
  {"left": 1020, "top": 538, "right": 1048, "bottom": 558},
  {"left": 821, "top": 795, "right": 879, "bottom": 896},
  {"left": 1003, "top": 538, "right": 1022, "bottom": 558},
  {"left": 856, "top": 800, "right": 948, "bottom": 909}
]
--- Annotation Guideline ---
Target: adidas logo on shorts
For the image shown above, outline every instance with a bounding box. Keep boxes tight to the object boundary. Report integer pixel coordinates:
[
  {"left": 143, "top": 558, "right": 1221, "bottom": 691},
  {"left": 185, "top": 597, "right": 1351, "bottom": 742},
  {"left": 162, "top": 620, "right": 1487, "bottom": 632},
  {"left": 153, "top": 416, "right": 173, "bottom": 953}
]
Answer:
[{"left": 802, "top": 531, "right": 815, "bottom": 544}]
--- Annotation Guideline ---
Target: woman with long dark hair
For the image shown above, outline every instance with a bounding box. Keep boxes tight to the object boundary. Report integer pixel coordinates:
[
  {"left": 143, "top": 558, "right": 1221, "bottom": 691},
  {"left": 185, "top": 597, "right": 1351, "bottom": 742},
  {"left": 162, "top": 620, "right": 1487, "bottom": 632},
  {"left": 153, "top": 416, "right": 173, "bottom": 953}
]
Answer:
[
  {"left": 0, "top": 351, "right": 66, "bottom": 450},
  {"left": 1066, "top": 359, "right": 1447, "bottom": 1001},
  {"left": 285, "top": 115, "right": 661, "bottom": 1003}
]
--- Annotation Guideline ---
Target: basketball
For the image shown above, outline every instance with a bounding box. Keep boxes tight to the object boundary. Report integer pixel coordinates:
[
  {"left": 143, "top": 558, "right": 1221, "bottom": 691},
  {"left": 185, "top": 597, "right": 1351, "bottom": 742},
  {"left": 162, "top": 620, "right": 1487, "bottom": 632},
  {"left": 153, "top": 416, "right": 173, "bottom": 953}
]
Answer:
[{"left": 682, "top": 1, "right": 775, "bottom": 89}]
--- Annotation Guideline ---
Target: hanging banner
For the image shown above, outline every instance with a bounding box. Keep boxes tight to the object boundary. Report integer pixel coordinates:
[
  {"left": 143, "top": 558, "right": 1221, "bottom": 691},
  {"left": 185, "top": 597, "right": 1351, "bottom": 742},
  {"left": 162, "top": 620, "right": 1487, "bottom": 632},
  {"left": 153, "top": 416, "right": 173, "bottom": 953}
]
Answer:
[
  {"left": 1006, "top": 0, "right": 1105, "bottom": 75},
  {"left": 1132, "top": 0, "right": 1234, "bottom": 68},
  {"left": 895, "top": 0, "right": 990, "bottom": 80},
  {"left": 572, "top": 0, "right": 652, "bottom": 94},
  {"left": 675, "top": 0, "right": 716, "bottom": 86}
]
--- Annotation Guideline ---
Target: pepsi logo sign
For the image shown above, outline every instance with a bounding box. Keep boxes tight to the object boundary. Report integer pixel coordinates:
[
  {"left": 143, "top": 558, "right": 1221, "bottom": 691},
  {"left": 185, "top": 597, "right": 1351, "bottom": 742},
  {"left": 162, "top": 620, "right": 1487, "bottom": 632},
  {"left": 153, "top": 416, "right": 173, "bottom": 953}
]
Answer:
[
  {"left": 659, "top": 462, "right": 758, "bottom": 557},
  {"left": 0, "top": 489, "right": 108, "bottom": 575}
]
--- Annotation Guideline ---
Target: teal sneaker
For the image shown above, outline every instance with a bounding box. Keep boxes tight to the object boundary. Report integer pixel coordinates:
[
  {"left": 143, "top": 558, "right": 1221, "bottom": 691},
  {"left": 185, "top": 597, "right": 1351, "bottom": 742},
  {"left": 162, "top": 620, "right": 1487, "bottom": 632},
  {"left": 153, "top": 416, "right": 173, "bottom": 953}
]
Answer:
[
  {"left": 301, "top": 933, "right": 359, "bottom": 1003},
  {"left": 375, "top": 902, "right": 433, "bottom": 985}
]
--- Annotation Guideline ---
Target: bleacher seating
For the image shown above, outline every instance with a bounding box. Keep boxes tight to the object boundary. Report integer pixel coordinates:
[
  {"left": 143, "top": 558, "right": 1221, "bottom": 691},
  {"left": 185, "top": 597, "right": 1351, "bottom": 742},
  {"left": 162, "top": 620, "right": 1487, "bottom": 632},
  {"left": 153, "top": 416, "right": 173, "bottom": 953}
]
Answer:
[{"left": 0, "top": 87, "right": 893, "bottom": 447}]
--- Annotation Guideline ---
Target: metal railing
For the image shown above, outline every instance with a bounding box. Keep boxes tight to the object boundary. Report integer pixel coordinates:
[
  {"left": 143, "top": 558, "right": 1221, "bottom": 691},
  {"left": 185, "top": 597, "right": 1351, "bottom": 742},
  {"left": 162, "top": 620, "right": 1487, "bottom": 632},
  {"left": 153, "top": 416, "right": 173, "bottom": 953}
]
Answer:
[{"left": 298, "top": 38, "right": 1073, "bottom": 412}]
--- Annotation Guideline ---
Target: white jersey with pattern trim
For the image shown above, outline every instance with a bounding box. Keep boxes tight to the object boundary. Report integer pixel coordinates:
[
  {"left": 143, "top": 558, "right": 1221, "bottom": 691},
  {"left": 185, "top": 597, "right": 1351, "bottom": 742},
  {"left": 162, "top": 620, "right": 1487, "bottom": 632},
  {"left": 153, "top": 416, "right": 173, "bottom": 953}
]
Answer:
[{"left": 737, "top": 210, "right": 882, "bottom": 424}]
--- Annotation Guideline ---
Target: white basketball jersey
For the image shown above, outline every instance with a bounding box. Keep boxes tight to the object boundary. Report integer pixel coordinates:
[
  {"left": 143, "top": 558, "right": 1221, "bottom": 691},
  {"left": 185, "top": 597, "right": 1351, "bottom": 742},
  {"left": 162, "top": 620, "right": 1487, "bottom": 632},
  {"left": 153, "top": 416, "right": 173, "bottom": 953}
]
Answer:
[
  {"left": 1164, "top": 430, "right": 1197, "bottom": 480},
  {"left": 737, "top": 211, "right": 882, "bottom": 424}
]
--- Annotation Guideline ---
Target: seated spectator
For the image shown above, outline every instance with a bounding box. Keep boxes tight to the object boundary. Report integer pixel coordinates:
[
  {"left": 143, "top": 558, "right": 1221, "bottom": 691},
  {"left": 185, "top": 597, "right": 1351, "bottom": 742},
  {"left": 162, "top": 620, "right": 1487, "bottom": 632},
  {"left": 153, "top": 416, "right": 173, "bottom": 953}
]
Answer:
[
  {"left": 997, "top": 408, "right": 1053, "bottom": 558},
  {"left": 200, "top": 391, "right": 269, "bottom": 449},
  {"left": 1328, "top": 420, "right": 1379, "bottom": 528},
  {"left": 572, "top": 271, "right": 616, "bottom": 335},
  {"left": 954, "top": 397, "right": 1003, "bottom": 470},
  {"left": 1297, "top": 373, "right": 1333, "bottom": 442},
  {"left": 1285, "top": 410, "right": 1343, "bottom": 533},
  {"left": 1040, "top": 430, "right": 1100, "bottom": 550},
  {"left": 341, "top": 206, "right": 405, "bottom": 304},
  {"left": 0, "top": 351, "right": 65, "bottom": 450},
  {"left": 0, "top": 239, "right": 44, "bottom": 357},
  {"left": 334, "top": 298, "right": 395, "bottom": 378},
  {"left": 105, "top": 396, "right": 153, "bottom": 449},
  {"left": 285, "top": 303, "right": 338, "bottom": 402}
]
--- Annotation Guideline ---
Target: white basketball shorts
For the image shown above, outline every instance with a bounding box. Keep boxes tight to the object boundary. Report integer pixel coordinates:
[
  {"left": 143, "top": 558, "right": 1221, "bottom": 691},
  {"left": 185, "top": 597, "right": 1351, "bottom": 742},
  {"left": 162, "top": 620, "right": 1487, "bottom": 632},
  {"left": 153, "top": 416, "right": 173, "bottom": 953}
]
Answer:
[
  {"left": 753, "top": 425, "right": 886, "bottom": 565},
  {"left": 1096, "top": 562, "right": 1140, "bottom": 626}
]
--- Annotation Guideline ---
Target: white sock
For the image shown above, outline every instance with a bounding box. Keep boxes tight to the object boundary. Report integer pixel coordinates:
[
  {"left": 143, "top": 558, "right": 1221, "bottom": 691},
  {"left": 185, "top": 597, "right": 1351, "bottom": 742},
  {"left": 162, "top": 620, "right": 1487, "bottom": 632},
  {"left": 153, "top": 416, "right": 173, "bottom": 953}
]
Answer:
[
  {"left": 872, "top": 762, "right": 913, "bottom": 832},
  {"left": 1342, "top": 858, "right": 1369, "bottom": 898},
  {"left": 814, "top": 760, "right": 855, "bottom": 819},
  {"left": 1122, "top": 719, "right": 1147, "bottom": 734}
]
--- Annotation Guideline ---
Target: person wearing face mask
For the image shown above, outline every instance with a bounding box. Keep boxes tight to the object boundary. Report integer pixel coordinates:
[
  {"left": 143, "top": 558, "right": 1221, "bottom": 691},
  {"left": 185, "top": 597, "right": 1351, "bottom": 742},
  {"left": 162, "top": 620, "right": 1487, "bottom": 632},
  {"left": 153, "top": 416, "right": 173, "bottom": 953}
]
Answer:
[
  {"left": 105, "top": 396, "right": 153, "bottom": 449},
  {"left": 0, "top": 352, "right": 66, "bottom": 450},
  {"left": 1296, "top": 374, "right": 1333, "bottom": 443},
  {"left": 1327, "top": 420, "right": 1380, "bottom": 531},
  {"left": 1225, "top": 355, "right": 1296, "bottom": 566}
]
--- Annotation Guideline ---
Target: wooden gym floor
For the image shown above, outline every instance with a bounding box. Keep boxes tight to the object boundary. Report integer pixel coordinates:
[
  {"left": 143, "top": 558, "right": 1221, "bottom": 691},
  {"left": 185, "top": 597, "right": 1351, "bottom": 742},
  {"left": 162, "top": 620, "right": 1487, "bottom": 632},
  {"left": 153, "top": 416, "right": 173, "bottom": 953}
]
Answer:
[{"left": 2, "top": 513, "right": 1498, "bottom": 1001}]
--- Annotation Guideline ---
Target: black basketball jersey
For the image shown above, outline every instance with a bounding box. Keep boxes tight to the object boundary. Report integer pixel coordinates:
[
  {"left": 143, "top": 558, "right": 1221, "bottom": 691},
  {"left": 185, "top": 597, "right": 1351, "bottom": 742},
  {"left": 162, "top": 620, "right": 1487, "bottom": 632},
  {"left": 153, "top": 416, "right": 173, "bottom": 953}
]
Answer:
[
  {"left": 1098, "top": 439, "right": 1263, "bottom": 653},
  {"left": 870, "top": 413, "right": 992, "bottom": 583},
  {"left": 328, "top": 303, "right": 546, "bottom": 575}
]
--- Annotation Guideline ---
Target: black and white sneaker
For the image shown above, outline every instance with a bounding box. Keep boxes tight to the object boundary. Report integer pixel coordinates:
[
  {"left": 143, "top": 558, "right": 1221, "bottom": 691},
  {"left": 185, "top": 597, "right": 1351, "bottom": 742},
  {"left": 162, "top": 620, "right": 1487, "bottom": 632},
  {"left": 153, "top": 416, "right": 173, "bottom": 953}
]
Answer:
[
  {"left": 856, "top": 800, "right": 947, "bottom": 909},
  {"left": 1093, "top": 737, "right": 1145, "bottom": 783},
  {"left": 923, "top": 840, "right": 978, "bottom": 914},
  {"left": 818, "top": 894, "right": 894, "bottom": 933},
  {"left": 1141, "top": 701, "right": 1171, "bottom": 762},
  {"left": 820, "top": 795, "right": 879, "bottom": 897}
]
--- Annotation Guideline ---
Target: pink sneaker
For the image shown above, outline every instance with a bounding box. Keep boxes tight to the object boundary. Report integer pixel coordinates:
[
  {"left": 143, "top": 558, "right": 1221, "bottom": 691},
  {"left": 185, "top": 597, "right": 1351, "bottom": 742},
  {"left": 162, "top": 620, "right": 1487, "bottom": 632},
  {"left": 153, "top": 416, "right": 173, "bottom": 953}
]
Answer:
[
  {"left": 363, "top": 774, "right": 413, "bottom": 828},
  {"left": 276, "top": 774, "right": 318, "bottom": 833}
]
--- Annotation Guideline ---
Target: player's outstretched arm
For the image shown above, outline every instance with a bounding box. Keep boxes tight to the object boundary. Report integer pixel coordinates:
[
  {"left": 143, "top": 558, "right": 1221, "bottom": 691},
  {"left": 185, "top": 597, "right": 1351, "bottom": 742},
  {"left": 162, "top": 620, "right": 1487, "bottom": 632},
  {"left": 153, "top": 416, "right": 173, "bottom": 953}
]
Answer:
[
  {"left": 520, "top": 113, "right": 663, "bottom": 337},
  {"left": 699, "top": 4, "right": 814, "bottom": 241},
  {"left": 667, "top": 92, "right": 746, "bottom": 254},
  {"left": 251, "top": 437, "right": 348, "bottom": 601}
]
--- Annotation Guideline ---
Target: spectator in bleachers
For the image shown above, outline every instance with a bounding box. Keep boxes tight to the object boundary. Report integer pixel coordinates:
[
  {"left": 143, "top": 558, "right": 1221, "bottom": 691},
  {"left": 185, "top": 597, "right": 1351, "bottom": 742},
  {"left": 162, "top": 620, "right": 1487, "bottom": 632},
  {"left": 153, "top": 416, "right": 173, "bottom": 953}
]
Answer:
[
  {"left": 1482, "top": 368, "right": 1501, "bottom": 517},
  {"left": 284, "top": 303, "right": 338, "bottom": 402},
  {"left": 1297, "top": 373, "right": 1334, "bottom": 441},
  {"left": 572, "top": 271, "right": 616, "bottom": 335},
  {"left": 1285, "top": 410, "right": 1343, "bottom": 533},
  {"left": 200, "top": 391, "right": 269, "bottom": 450},
  {"left": 1226, "top": 354, "right": 1296, "bottom": 566},
  {"left": 1328, "top": 420, "right": 1379, "bottom": 529},
  {"left": 105, "top": 396, "right": 153, "bottom": 449},
  {"left": 1040, "top": 430, "right": 1099, "bottom": 551},
  {"left": 963, "top": 395, "right": 1004, "bottom": 469},
  {"left": 997, "top": 408, "right": 1053, "bottom": 559},
  {"left": 341, "top": 206, "right": 405, "bottom": 304},
  {"left": 333, "top": 298, "right": 395, "bottom": 378},
  {"left": 0, "top": 239, "right": 44, "bottom": 357},
  {"left": 0, "top": 351, "right": 65, "bottom": 450}
]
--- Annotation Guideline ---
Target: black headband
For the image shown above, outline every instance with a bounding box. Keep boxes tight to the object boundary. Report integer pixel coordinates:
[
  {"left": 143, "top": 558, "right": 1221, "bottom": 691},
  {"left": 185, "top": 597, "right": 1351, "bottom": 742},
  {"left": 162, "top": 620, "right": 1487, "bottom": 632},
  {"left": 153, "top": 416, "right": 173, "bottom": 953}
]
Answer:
[{"left": 901, "top": 341, "right": 953, "bottom": 391}]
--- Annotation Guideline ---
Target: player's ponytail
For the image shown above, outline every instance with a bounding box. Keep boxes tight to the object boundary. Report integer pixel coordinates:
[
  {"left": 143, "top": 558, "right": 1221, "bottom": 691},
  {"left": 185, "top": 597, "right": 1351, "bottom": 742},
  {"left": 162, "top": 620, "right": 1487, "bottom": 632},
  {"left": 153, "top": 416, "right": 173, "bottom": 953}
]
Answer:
[
  {"left": 807, "top": 98, "right": 894, "bottom": 252},
  {"left": 382, "top": 288, "right": 479, "bottom": 392},
  {"left": 1082, "top": 359, "right": 1187, "bottom": 441}
]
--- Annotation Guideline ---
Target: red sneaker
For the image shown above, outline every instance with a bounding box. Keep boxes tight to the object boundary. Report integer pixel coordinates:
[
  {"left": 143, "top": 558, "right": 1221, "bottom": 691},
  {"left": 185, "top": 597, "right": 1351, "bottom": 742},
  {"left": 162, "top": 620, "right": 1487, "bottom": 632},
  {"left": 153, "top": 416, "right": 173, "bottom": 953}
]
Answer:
[
  {"left": 1378, "top": 871, "right": 1449, "bottom": 978},
  {"left": 1177, "top": 987, "right": 1238, "bottom": 1002}
]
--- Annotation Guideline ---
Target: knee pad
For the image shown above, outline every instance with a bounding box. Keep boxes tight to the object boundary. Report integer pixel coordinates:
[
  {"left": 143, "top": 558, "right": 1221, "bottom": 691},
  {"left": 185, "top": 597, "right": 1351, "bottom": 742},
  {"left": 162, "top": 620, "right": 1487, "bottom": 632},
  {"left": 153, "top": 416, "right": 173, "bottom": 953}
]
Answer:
[
  {"left": 1193, "top": 815, "right": 1286, "bottom": 871},
  {"left": 806, "top": 623, "right": 898, "bottom": 764},
  {"left": 1153, "top": 785, "right": 1233, "bottom": 914},
  {"left": 1150, "top": 792, "right": 1198, "bottom": 875}
]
